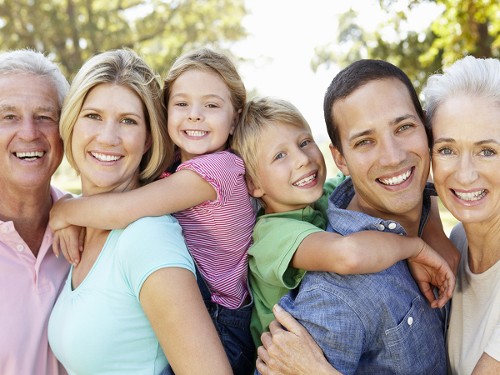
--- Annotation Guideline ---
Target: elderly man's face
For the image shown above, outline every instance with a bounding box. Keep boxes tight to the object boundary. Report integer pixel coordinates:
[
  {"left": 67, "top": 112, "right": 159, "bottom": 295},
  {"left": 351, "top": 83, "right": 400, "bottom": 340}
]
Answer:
[{"left": 0, "top": 73, "right": 63, "bottom": 192}]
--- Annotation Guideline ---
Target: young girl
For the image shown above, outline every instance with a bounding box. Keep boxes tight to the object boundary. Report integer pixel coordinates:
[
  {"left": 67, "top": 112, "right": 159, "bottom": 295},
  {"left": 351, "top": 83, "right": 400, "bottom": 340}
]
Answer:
[{"left": 49, "top": 48, "right": 256, "bottom": 375}]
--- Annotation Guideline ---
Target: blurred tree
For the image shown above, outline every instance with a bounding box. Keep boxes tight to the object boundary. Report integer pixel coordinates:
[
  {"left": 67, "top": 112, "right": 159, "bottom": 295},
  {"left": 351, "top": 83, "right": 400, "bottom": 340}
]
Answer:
[
  {"left": 0, "top": 0, "right": 247, "bottom": 78},
  {"left": 311, "top": 0, "right": 500, "bottom": 91}
]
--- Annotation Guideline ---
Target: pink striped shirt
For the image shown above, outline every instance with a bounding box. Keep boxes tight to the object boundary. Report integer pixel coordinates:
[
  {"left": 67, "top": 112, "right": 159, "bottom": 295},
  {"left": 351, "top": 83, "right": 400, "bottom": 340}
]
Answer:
[{"left": 173, "top": 151, "right": 255, "bottom": 309}]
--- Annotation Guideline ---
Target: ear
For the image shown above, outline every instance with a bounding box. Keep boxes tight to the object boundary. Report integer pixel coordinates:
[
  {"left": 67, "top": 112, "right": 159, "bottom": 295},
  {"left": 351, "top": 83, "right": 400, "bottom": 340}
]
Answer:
[
  {"left": 229, "top": 108, "right": 242, "bottom": 136},
  {"left": 246, "top": 175, "right": 264, "bottom": 198},
  {"left": 329, "top": 143, "right": 350, "bottom": 176}
]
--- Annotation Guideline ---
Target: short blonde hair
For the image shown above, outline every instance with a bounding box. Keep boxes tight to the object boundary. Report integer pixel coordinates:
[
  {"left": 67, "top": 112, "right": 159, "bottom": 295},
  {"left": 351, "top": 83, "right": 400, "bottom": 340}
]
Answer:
[
  {"left": 232, "top": 96, "right": 311, "bottom": 182},
  {"left": 60, "top": 49, "right": 171, "bottom": 184}
]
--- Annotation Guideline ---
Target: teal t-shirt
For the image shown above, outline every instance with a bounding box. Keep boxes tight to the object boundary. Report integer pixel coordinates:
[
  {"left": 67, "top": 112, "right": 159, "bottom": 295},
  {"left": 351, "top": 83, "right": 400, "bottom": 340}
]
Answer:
[
  {"left": 249, "top": 174, "right": 345, "bottom": 347},
  {"left": 48, "top": 215, "right": 194, "bottom": 375}
]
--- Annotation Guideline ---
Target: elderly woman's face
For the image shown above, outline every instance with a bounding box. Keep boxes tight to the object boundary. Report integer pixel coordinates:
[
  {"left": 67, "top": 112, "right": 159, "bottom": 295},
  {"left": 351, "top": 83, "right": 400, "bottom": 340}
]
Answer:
[
  {"left": 431, "top": 94, "right": 500, "bottom": 225},
  {"left": 71, "top": 83, "right": 151, "bottom": 195}
]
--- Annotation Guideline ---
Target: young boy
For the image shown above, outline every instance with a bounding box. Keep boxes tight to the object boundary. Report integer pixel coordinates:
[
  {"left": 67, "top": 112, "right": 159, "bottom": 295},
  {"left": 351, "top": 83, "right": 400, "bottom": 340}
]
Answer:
[{"left": 231, "top": 96, "right": 455, "bottom": 347}]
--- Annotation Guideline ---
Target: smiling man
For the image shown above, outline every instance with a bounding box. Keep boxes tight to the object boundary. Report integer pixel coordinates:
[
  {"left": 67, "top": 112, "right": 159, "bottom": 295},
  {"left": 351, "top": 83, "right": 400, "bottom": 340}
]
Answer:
[
  {"left": 277, "top": 60, "right": 448, "bottom": 375},
  {"left": 0, "top": 50, "right": 70, "bottom": 375}
]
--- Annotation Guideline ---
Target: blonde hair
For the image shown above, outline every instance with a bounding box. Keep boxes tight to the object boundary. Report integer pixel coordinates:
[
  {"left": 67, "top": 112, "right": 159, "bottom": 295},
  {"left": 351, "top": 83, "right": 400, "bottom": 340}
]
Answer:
[
  {"left": 60, "top": 49, "right": 171, "bottom": 184},
  {"left": 232, "top": 96, "right": 311, "bottom": 182}
]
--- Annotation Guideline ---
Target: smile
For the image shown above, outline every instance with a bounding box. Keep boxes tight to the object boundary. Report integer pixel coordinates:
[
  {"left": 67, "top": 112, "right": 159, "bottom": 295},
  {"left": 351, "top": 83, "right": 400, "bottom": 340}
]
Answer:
[
  {"left": 454, "top": 189, "right": 486, "bottom": 201},
  {"left": 378, "top": 169, "right": 412, "bottom": 186},
  {"left": 185, "top": 130, "right": 207, "bottom": 137},
  {"left": 15, "top": 151, "right": 44, "bottom": 160},
  {"left": 91, "top": 152, "right": 121, "bottom": 162},
  {"left": 293, "top": 173, "right": 316, "bottom": 187}
]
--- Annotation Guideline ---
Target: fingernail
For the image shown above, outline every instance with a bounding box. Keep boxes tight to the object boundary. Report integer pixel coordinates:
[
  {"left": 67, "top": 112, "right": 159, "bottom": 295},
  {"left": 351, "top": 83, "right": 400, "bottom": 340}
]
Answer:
[{"left": 274, "top": 304, "right": 282, "bottom": 312}]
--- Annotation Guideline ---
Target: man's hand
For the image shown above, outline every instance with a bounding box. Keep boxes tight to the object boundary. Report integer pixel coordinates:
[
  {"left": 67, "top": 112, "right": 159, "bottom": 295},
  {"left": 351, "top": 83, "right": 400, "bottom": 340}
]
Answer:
[{"left": 256, "top": 304, "right": 341, "bottom": 375}]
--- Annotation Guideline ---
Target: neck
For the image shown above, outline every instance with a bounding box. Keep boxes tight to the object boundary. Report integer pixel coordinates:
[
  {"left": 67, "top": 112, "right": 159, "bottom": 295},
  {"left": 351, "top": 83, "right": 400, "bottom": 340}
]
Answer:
[
  {"left": 462, "top": 220, "right": 500, "bottom": 273},
  {"left": 0, "top": 184, "right": 53, "bottom": 257},
  {"left": 348, "top": 195, "right": 422, "bottom": 236}
]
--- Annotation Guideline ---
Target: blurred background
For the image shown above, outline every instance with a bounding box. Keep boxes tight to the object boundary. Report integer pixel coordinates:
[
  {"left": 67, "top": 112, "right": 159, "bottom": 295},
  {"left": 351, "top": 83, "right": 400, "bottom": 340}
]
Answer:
[{"left": 3, "top": 0, "right": 498, "bottom": 232}]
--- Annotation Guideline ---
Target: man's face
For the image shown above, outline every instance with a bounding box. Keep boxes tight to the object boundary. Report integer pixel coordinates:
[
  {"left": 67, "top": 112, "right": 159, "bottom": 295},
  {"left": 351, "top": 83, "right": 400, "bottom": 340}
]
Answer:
[
  {"left": 330, "top": 78, "right": 430, "bottom": 221},
  {"left": 0, "top": 73, "right": 63, "bottom": 193}
]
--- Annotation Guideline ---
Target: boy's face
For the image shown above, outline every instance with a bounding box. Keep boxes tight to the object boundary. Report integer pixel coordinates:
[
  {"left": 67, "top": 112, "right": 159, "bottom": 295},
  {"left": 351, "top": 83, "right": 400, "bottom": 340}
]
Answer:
[
  {"left": 249, "top": 122, "right": 326, "bottom": 214},
  {"left": 330, "top": 78, "right": 430, "bottom": 221}
]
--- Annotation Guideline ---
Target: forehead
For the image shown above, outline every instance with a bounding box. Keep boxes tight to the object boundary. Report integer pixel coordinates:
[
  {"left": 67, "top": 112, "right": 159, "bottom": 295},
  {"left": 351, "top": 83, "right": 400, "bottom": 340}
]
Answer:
[
  {"left": 333, "top": 79, "right": 419, "bottom": 135},
  {"left": 0, "top": 73, "right": 59, "bottom": 112},
  {"left": 171, "top": 69, "right": 230, "bottom": 96}
]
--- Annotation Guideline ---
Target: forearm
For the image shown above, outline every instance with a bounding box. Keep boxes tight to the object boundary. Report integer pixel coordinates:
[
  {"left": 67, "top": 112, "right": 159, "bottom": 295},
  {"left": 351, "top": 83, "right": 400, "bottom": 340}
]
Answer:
[{"left": 293, "top": 231, "right": 425, "bottom": 274}]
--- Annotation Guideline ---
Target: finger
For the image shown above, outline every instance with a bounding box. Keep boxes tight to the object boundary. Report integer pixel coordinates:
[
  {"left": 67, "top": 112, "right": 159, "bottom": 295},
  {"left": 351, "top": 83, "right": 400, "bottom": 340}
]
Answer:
[
  {"left": 260, "top": 331, "right": 273, "bottom": 349},
  {"left": 60, "top": 236, "right": 76, "bottom": 266},
  {"left": 255, "top": 355, "right": 269, "bottom": 375},
  {"left": 257, "top": 344, "right": 271, "bottom": 364},
  {"left": 79, "top": 227, "right": 86, "bottom": 252},
  {"left": 418, "top": 281, "right": 436, "bottom": 306},
  {"left": 52, "top": 232, "right": 60, "bottom": 258},
  {"left": 273, "top": 304, "right": 304, "bottom": 335},
  {"left": 68, "top": 232, "right": 81, "bottom": 265}
]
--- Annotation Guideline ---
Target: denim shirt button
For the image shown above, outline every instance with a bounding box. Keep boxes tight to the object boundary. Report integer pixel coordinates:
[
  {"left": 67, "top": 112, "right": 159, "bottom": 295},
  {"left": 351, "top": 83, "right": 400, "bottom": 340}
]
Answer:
[
  {"left": 407, "top": 316, "right": 414, "bottom": 326},
  {"left": 377, "top": 224, "right": 385, "bottom": 231},
  {"left": 388, "top": 222, "right": 397, "bottom": 230}
]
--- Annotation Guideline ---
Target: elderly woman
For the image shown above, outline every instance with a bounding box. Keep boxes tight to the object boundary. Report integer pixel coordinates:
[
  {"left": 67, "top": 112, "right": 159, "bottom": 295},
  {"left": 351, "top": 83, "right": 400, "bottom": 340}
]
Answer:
[
  {"left": 424, "top": 55, "right": 500, "bottom": 375},
  {"left": 255, "top": 56, "right": 500, "bottom": 375},
  {"left": 47, "top": 49, "right": 232, "bottom": 375}
]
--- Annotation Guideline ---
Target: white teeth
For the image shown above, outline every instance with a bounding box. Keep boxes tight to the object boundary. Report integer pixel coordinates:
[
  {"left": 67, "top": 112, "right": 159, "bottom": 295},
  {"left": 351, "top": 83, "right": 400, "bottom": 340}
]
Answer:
[
  {"left": 91, "top": 152, "right": 120, "bottom": 162},
  {"left": 294, "top": 174, "right": 316, "bottom": 187},
  {"left": 455, "top": 190, "right": 486, "bottom": 201},
  {"left": 185, "top": 130, "right": 207, "bottom": 137},
  {"left": 379, "top": 169, "right": 411, "bottom": 186},
  {"left": 16, "top": 151, "right": 44, "bottom": 160}
]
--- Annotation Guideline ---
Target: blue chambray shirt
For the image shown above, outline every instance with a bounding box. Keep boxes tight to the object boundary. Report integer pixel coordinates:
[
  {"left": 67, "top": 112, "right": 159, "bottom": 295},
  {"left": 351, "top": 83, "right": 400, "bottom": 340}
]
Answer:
[{"left": 280, "top": 178, "right": 447, "bottom": 375}]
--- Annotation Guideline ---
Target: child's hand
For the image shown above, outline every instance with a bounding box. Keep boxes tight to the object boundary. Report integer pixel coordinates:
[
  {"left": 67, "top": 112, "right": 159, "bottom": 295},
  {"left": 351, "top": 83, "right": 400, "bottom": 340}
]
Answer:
[
  {"left": 407, "top": 241, "right": 456, "bottom": 308},
  {"left": 53, "top": 226, "right": 85, "bottom": 266},
  {"left": 49, "top": 194, "right": 74, "bottom": 232}
]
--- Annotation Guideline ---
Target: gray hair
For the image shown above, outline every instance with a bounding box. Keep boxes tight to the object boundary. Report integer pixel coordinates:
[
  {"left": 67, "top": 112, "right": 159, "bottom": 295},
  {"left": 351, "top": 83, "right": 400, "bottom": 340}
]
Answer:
[
  {"left": 423, "top": 56, "right": 500, "bottom": 129},
  {"left": 0, "top": 49, "right": 69, "bottom": 108}
]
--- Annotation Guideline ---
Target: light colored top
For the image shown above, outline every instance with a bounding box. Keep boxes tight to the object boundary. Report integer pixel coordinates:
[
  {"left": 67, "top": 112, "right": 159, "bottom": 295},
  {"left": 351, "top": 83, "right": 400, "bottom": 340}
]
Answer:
[
  {"left": 0, "top": 186, "right": 69, "bottom": 375},
  {"left": 447, "top": 223, "right": 500, "bottom": 375},
  {"left": 48, "top": 215, "right": 194, "bottom": 375},
  {"left": 174, "top": 151, "right": 255, "bottom": 309}
]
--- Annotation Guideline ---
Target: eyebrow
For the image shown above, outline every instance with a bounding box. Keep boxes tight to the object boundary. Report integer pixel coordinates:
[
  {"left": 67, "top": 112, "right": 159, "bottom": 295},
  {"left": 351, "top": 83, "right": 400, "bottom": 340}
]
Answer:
[
  {"left": 0, "top": 104, "right": 58, "bottom": 114},
  {"left": 170, "top": 93, "right": 226, "bottom": 102},
  {"left": 434, "top": 138, "right": 500, "bottom": 147}
]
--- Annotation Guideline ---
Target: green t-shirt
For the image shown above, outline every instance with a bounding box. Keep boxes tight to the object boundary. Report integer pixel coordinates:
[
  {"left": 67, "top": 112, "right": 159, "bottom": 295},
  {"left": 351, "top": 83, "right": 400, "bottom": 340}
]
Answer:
[{"left": 248, "top": 174, "right": 345, "bottom": 347}]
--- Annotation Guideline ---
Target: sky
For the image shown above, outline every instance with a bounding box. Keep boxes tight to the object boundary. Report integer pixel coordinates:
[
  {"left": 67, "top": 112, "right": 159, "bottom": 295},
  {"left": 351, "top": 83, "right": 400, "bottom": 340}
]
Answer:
[{"left": 232, "top": 0, "right": 438, "bottom": 145}]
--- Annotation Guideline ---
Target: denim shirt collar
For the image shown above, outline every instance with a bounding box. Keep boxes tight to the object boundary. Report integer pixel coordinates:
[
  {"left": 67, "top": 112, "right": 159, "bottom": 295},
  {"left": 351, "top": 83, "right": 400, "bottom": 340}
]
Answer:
[{"left": 326, "top": 177, "right": 436, "bottom": 237}]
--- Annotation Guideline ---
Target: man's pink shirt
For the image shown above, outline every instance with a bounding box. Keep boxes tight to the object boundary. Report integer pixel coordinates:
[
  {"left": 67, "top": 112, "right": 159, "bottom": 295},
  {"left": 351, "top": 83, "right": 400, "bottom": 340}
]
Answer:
[{"left": 0, "top": 186, "right": 69, "bottom": 375}]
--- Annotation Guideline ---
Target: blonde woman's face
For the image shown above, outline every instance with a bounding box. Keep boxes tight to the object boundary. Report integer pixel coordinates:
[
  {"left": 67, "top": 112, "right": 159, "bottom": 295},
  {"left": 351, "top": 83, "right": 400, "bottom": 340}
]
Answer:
[{"left": 72, "top": 83, "right": 151, "bottom": 195}]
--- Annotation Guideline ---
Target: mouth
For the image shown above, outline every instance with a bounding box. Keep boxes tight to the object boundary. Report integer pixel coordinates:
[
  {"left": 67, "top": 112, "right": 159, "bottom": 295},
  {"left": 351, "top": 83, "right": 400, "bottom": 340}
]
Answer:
[
  {"left": 453, "top": 189, "right": 487, "bottom": 202},
  {"left": 90, "top": 152, "right": 121, "bottom": 162},
  {"left": 293, "top": 172, "right": 317, "bottom": 187},
  {"left": 15, "top": 151, "right": 45, "bottom": 161},
  {"left": 184, "top": 130, "right": 207, "bottom": 137},
  {"left": 377, "top": 168, "right": 412, "bottom": 186}
]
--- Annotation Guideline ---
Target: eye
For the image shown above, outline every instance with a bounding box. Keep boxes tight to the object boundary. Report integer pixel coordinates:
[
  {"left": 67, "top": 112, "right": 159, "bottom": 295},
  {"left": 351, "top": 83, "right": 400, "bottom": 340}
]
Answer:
[
  {"left": 85, "top": 113, "right": 101, "bottom": 120},
  {"left": 206, "top": 103, "right": 219, "bottom": 109},
  {"left": 174, "top": 102, "right": 187, "bottom": 107},
  {"left": 354, "top": 139, "right": 372, "bottom": 148},
  {"left": 299, "top": 139, "right": 312, "bottom": 148},
  {"left": 397, "top": 124, "right": 413, "bottom": 133},
  {"left": 479, "top": 148, "right": 496, "bottom": 157},
  {"left": 436, "top": 147, "right": 454, "bottom": 156},
  {"left": 121, "top": 117, "right": 138, "bottom": 125},
  {"left": 273, "top": 152, "right": 286, "bottom": 161}
]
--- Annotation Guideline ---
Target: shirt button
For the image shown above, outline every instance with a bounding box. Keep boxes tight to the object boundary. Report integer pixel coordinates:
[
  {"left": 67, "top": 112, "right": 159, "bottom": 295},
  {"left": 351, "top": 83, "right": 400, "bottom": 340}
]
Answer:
[
  {"left": 407, "top": 316, "right": 414, "bottom": 326},
  {"left": 388, "top": 222, "right": 397, "bottom": 230},
  {"left": 16, "top": 244, "right": 25, "bottom": 252},
  {"left": 377, "top": 224, "right": 385, "bottom": 231}
]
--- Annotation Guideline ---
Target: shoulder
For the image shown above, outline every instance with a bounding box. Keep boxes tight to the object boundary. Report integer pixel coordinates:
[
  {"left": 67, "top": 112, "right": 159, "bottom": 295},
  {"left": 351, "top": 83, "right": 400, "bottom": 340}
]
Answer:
[
  {"left": 450, "top": 222, "right": 467, "bottom": 253},
  {"left": 121, "top": 215, "right": 185, "bottom": 248}
]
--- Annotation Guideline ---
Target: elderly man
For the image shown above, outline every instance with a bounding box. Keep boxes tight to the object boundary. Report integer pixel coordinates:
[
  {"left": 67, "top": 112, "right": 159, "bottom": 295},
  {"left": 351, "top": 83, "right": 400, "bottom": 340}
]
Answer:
[
  {"left": 257, "top": 60, "right": 459, "bottom": 375},
  {"left": 0, "top": 50, "right": 70, "bottom": 375}
]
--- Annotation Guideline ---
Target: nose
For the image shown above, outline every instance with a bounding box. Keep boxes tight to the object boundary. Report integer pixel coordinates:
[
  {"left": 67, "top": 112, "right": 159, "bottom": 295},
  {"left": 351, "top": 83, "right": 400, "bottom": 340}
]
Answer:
[
  {"left": 455, "top": 153, "right": 479, "bottom": 185},
  {"left": 96, "top": 121, "right": 120, "bottom": 146},
  {"left": 293, "top": 147, "right": 311, "bottom": 169},
  {"left": 378, "top": 136, "right": 405, "bottom": 167},
  {"left": 18, "top": 117, "right": 40, "bottom": 141},
  {"left": 188, "top": 105, "right": 203, "bottom": 122}
]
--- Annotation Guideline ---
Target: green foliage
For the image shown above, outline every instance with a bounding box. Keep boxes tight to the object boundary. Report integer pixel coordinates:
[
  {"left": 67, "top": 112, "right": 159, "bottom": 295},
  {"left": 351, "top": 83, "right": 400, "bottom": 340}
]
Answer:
[
  {"left": 312, "top": 0, "right": 499, "bottom": 92},
  {"left": 0, "top": 0, "right": 247, "bottom": 78}
]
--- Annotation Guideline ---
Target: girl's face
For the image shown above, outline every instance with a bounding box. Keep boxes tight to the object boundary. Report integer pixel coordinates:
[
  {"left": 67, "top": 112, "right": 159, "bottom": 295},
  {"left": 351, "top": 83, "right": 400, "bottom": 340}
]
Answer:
[
  {"left": 167, "top": 69, "right": 238, "bottom": 162},
  {"left": 72, "top": 83, "right": 151, "bottom": 195},
  {"left": 432, "top": 94, "right": 500, "bottom": 226}
]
